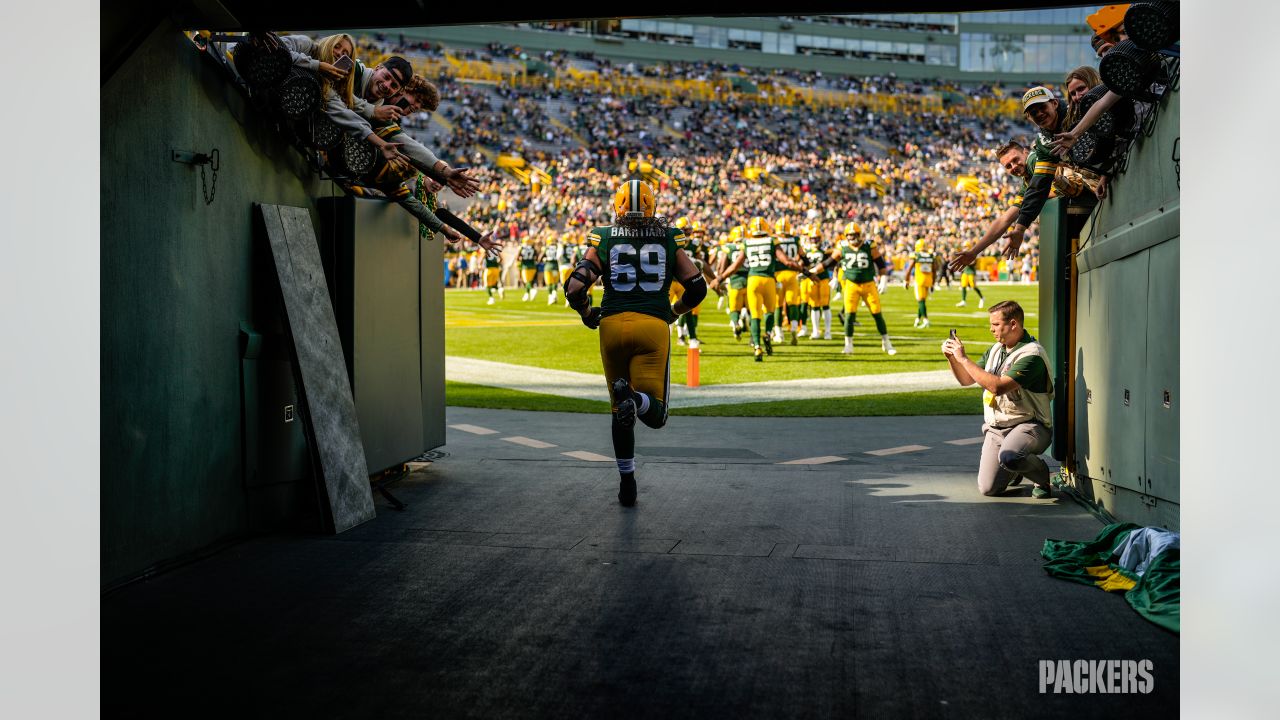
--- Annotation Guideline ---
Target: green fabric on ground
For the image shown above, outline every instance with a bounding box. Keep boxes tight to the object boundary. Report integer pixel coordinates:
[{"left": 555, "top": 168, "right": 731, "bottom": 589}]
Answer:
[
  {"left": 1041, "top": 523, "right": 1180, "bottom": 633},
  {"left": 1126, "top": 549, "right": 1180, "bottom": 633}
]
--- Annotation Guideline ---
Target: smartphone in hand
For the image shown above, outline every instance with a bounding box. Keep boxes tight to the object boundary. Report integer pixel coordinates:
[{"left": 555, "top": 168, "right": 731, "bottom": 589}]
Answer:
[
  {"left": 333, "top": 55, "right": 353, "bottom": 73},
  {"left": 949, "top": 329, "right": 958, "bottom": 341}
]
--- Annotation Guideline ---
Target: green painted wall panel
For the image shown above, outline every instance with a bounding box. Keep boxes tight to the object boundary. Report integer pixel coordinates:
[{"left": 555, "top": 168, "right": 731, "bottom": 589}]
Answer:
[
  {"left": 1070, "top": 84, "right": 1179, "bottom": 529},
  {"left": 1073, "top": 267, "right": 1108, "bottom": 481},
  {"left": 102, "top": 23, "right": 328, "bottom": 585},
  {"left": 1144, "top": 236, "right": 1179, "bottom": 505}
]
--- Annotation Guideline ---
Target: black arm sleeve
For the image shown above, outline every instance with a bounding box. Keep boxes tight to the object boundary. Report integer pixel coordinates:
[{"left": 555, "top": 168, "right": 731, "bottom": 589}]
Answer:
[
  {"left": 435, "top": 208, "right": 482, "bottom": 241},
  {"left": 677, "top": 272, "right": 707, "bottom": 310}
]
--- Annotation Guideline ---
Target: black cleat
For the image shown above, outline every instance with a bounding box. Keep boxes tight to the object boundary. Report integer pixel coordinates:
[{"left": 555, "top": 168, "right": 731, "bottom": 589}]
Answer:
[
  {"left": 754, "top": 346, "right": 764, "bottom": 362},
  {"left": 762, "top": 335, "right": 773, "bottom": 356},
  {"left": 733, "top": 324, "right": 742, "bottom": 341},
  {"left": 611, "top": 378, "right": 636, "bottom": 428},
  {"left": 619, "top": 473, "right": 637, "bottom": 506}
]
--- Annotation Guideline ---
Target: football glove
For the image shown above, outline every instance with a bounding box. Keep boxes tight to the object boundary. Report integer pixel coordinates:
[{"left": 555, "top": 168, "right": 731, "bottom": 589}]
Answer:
[{"left": 582, "top": 307, "right": 603, "bottom": 330}]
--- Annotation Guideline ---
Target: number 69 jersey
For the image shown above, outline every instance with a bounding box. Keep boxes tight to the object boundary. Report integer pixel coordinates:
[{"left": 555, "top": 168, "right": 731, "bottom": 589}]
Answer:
[{"left": 588, "top": 224, "right": 687, "bottom": 324}]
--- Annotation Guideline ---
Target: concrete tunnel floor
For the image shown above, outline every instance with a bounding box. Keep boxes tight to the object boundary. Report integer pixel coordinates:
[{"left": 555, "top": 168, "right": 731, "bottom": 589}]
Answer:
[{"left": 102, "top": 407, "right": 1179, "bottom": 718}]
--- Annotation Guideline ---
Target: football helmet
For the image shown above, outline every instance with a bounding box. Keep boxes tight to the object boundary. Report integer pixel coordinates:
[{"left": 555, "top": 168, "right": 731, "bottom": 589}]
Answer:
[
  {"left": 613, "top": 179, "right": 656, "bottom": 218},
  {"left": 842, "top": 222, "right": 862, "bottom": 238},
  {"left": 774, "top": 217, "right": 793, "bottom": 236},
  {"left": 747, "top": 216, "right": 768, "bottom": 237}
]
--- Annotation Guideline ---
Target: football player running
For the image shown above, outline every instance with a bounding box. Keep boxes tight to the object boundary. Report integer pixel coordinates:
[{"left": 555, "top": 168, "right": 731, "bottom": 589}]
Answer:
[
  {"left": 541, "top": 235, "right": 562, "bottom": 306},
  {"left": 955, "top": 242, "right": 986, "bottom": 308},
  {"left": 904, "top": 239, "right": 936, "bottom": 327},
  {"left": 518, "top": 236, "right": 539, "bottom": 301},
  {"left": 712, "top": 216, "right": 806, "bottom": 362},
  {"left": 816, "top": 222, "right": 897, "bottom": 356},
  {"left": 563, "top": 180, "right": 706, "bottom": 507},
  {"left": 772, "top": 217, "right": 807, "bottom": 346},
  {"left": 801, "top": 224, "right": 834, "bottom": 339},
  {"left": 715, "top": 225, "right": 750, "bottom": 341}
]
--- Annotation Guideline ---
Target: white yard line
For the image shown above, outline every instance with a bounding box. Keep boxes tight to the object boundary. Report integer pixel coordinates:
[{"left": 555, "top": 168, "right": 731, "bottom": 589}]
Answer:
[
  {"left": 502, "top": 436, "right": 557, "bottom": 449},
  {"left": 864, "top": 444, "right": 931, "bottom": 456},
  {"left": 446, "top": 356, "right": 962, "bottom": 408},
  {"left": 778, "top": 456, "right": 847, "bottom": 465},
  {"left": 562, "top": 450, "right": 614, "bottom": 462},
  {"left": 449, "top": 423, "right": 499, "bottom": 435}
]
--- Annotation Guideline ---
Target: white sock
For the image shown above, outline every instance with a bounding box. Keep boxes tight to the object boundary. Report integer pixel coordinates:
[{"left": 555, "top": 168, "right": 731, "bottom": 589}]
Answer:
[
  {"left": 790, "top": 320, "right": 798, "bottom": 333},
  {"left": 824, "top": 309, "right": 832, "bottom": 334},
  {"left": 617, "top": 458, "right": 635, "bottom": 474},
  {"left": 636, "top": 392, "right": 651, "bottom": 415}
]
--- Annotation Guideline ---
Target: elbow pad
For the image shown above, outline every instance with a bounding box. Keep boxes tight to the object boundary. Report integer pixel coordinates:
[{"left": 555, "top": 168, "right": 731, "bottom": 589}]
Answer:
[
  {"left": 565, "top": 259, "right": 598, "bottom": 311},
  {"left": 678, "top": 273, "right": 708, "bottom": 309}
]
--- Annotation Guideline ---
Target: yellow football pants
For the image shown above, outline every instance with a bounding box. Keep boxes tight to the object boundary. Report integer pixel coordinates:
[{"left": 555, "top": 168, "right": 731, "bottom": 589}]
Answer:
[
  {"left": 746, "top": 275, "right": 778, "bottom": 320},
  {"left": 841, "top": 279, "right": 883, "bottom": 315},
  {"left": 960, "top": 274, "right": 976, "bottom": 289},
  {"left": 727, "top": 285, "right": 747, "bottom": 313},
  {"left": 914, "top": 273, "right": 933, "bottom": 301},
  {"left": 485, "top": 267, "right": 501, "bottom": 288},
  {"left": 806, "top": 277, "right": 831, "bottom": 307},
  {"left": 600, "top": 312, "right": 671, "bottom": 408},
  {"left": 775, "top": 270, "right": 802, "bottom": 306},
  {"left": 521, "top": 267, "right": 537, "bottom": 285}
]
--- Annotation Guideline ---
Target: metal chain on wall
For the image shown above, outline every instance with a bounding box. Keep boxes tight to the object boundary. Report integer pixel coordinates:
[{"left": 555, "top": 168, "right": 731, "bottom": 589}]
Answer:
[{"left": 199, "top": 148, "right": 220, "bottom": 205}]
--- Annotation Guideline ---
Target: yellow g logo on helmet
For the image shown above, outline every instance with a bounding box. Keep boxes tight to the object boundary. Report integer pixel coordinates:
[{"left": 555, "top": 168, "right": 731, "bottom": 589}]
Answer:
[
  {"left": 806, "top": 222, "right": 821, "bottom": 238},
  {"left": 748, "top": 216, "right": 768, "bottom": 236},
  {"left": 729, "top": 225, "right": 744, "bottom": 242},
  {"left": 842, "top": 222, "right": 862, "bottom": 238},
  {"left": 691, "top": 220, "right": 704, "bottom": 235},
  {"left": 774, "top": 217, "right": 793, "bottom": 236},
  {"left": 613, "top": 179, "right": 656, "bottom": 218}
]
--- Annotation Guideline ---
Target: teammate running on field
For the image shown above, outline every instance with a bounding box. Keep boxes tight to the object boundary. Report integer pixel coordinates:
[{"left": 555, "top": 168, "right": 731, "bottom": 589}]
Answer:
[
  {"left": 484, "top": 246, "right": 503, "bottom": 305},
  {"left": 541, "top": 236, "right": 561, "bottom": 305},
  {"left": 712, "top": 216, "right": 806, "bottom": 362},
  {"left": 518, "top": 237, "right": 539, "bottom": 301},
  {"left": 817, "top": 222, "right": 896, "bottom": 355},
  {"left": 772, "top": 217, "right": 806, "bottom": 346},
  {"left": 904, "top": 239, "right": 936, "bottom": 328},
  {"left": 801, "top": 224, "right": 833, "bottom": 339},
  {"left": 955, "top": 241, "right": 986, "bottom": 308},
  {"left": 716, "top": 225, "right": 749, "bottom": 341},
  {"left": 563, "top": 179, "right": 706, "bottom": 506}
]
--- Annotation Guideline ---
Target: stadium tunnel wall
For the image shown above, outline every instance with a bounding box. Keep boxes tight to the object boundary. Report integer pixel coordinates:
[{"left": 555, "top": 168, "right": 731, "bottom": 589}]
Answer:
[
  {"left": 102, "top": 22, "right": 445, "bottom": 587},
  {"left": 1068, "top": 84, "right": 1180, "bottom": 530}
]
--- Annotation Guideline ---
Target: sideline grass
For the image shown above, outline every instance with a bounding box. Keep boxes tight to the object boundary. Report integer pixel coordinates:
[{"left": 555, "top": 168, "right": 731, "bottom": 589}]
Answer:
[
  {"left": 447, "top": 381, "right": 983, "bottom": 418},
  {"left": 447, "top": 283, "right": 1039, "bottom": 387}
]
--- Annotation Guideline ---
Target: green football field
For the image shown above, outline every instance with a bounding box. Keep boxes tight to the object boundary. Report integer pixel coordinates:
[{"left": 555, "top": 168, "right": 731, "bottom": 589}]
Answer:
[{"left": 445, "top": 281, "right": 1040, "bottom": 416}]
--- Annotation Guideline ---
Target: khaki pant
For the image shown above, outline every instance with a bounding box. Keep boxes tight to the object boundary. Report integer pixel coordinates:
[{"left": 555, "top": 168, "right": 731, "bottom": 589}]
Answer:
[{"left": 978, "top": 422, "right": 1052, "bottom": 496}]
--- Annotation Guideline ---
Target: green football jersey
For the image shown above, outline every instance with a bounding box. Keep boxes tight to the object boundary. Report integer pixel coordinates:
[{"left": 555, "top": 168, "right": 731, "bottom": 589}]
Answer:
[
  {"left": 774, "top": 235, "right": 801, "bottom": 275},
  {"left": 518, "top": 243, "right": 538, "bottom": 268},
  {"left": 743, "top": 235, "right": 777, "bottom": 277},
  {"left": 485, "top": 254, "right": 501, "bottom": 269},
  {"left": 839, "top": 241, "right": 877, "bottom": 283},
  {"left": 913, "top": 251, "right": 936, "bottom": 275},
  {"left": 805, "top": 247, "right": 830, "bottom": 280},
  {"left": 542, "top": 243, "right": 560, "bottom": 271},
  {"left": 589, "top": 225, "right": 683, "bottom": 323}
]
